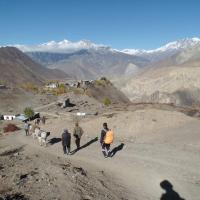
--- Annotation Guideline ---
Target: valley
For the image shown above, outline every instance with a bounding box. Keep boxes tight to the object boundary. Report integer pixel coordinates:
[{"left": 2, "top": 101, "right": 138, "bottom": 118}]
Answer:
[{"left": 1, "top": 37, "right": 200, "bottom": 200}]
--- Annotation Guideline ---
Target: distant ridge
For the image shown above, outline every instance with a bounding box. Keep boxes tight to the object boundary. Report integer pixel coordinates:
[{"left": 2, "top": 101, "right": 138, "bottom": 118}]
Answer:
[
  {"left": 0, "top": 47, "right": 69, "bottom": 85},
  {"left": 5, "top": 37, "right": 200, "bottom": 80}
]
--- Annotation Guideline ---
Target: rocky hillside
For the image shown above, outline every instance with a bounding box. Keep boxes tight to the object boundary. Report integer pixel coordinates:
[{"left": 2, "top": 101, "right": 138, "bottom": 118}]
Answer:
[
  {"left": 27, "top": 49, "right": 149, "bottom": 80},
  {"left": 0, "top": 47, "right": 69, "bottom": 86},
  {"left": 120, "top": 65, "right": 200, "bottom": 106},
  {"left": 86, "top": 78, "right": 131, "bottom": 104},
  {"left": 114, "top": 39, "right": 200, "bottom": 107}
]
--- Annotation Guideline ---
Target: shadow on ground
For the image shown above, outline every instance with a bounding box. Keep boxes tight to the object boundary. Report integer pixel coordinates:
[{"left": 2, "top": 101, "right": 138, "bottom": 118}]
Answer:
[
  {"left": 160, "top": 180, "right": 185, "bottom": 200},
  {"left": 71, "top": 137, "right": 98, "bottom": 155},
  {"left": 110, "top": 143, "right": 125, "bottom": 157},
  {"left": 48, "top": 137, "right": 61, "bottom": 145}
]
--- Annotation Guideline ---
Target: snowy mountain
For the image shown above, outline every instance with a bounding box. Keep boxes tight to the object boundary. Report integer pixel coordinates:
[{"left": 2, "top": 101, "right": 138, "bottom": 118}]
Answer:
[
  {"left": 3, "top": 37, "right": 200, "bottom": 80},
  {"left": 5, "top": 37, "right": 200, "bottom": 56},
  {"left": 117, "top": 38, "right": 200, "bottom": 107},
  {"left": 121, "top": 38, "right": 200, "bottom": 55},
  {"left": 13, "top": 39, "right": 111, "bottom": 53}
]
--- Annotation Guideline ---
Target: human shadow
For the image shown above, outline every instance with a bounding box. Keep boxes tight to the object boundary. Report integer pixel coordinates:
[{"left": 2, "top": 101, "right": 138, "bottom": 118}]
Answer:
[
  {"left": 48, "top": 137, "right": 61, "bottom": 145},
  {"left": 110, "top": 143, "right": 125, "bottom": 157},
  {"left": 70, "top": 137, "right": 98, "bottom": 155},
  {"left": 160, "top": 180, "right": 185, "bottom": 200}
]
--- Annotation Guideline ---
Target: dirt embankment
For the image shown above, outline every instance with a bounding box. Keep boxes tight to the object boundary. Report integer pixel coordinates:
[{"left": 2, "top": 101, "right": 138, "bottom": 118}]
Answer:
[
  {"left": 0, "top": 141, "right": 128, "bottom": 200},
  {"left": 1, "top": 105, "right": 200, "bottom": 200}
]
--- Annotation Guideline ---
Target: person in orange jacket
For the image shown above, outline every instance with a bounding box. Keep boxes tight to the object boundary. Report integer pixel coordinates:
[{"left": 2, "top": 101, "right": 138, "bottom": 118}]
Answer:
[{"left": 100, "top": 123, "right": 114, "bottom": 158}]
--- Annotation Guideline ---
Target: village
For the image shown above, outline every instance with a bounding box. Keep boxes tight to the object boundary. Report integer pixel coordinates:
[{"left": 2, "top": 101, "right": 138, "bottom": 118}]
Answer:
[
  {"left": 0, "top": 78, "right": 96, "bottom": 121},
  {"left": 45, "top": 79, "right": 95, "bottom": 90}
]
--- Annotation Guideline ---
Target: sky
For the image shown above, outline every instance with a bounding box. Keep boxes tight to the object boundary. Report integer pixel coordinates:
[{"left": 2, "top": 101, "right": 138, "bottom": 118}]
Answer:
[{"left": 0, "top": 0, "right": 200, "bottom": 50}]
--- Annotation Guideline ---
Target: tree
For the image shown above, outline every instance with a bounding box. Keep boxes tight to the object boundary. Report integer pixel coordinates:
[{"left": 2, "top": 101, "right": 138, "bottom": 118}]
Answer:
[{"left": 24, "top": 107, "right": 34, "bottom": 118}]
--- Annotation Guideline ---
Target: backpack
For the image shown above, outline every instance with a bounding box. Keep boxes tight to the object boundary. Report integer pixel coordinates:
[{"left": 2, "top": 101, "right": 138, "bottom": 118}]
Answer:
[{"left": 104, "top": 130, "right": 114, "bottom": 144}]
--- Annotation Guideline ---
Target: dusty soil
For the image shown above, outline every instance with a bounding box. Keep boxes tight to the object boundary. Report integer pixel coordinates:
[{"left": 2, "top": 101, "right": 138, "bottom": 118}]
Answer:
[
  {"left": 0, "top": 105, "right": 200, "bottom": 200},
  {"left": 0, "top": 135, "right": 128, "bottom": 200},
  {"left": 0, "top": 88, "right": 57, "bottom": 114}
]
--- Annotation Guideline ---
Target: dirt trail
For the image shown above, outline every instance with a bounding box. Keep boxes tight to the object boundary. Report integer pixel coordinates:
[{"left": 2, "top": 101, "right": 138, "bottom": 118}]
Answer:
[
  {"left": 34, "top": 102, "right": 57, "bottom": 111},
  {"left": 4, "top": 117, "right": 200, "bottom": 200},
  {"left": 1, "top": 107, "right": 200, "bottom": 200}
]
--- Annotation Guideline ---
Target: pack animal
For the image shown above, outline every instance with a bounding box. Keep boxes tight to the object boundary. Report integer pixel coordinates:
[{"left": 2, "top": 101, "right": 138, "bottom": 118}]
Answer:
[{"left": 38, "top": 131, "right": 50, "bottom": 147}]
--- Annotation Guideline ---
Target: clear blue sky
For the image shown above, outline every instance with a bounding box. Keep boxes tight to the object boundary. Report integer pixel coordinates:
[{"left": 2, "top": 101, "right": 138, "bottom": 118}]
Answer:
[{"left": 0, "top": 0, "right": 199, "bottom": 49}]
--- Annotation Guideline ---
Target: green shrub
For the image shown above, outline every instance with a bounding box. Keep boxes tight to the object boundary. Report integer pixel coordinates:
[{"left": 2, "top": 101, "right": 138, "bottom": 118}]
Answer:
[
  {"left": 0, "top": 80, "right": 6, "bottom": 85},
  {"left": 95, "top": 79, "right": 106, "bottom": 87},
  {"left": 24, "top": 107, "right": 34, "bottom": 118},
  {"left": 103, "top": 97, "right": 111, "bottom": 106}
]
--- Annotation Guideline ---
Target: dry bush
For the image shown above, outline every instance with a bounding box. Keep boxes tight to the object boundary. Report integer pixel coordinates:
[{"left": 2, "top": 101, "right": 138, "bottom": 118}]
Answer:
[
  {"left": 46, "top": 84, "right": 68, "bottom": 95},
  {"left": 71, "top": 88, "right": 84, "bottom": 95},
  {"left": 56, "top": 84, "right": 67, "bottom": 94},
  {"left": 3, "top": 124, "right": 20, "bottom": 133},
  {"left": 21, "top": 83, "right": 39, "bottom": 92},
  {"left": 85, "top": 90, "right": 92, "bottom": 97},
  {"left": 95, "top": 77, "right": 112, "bottom": 87}
]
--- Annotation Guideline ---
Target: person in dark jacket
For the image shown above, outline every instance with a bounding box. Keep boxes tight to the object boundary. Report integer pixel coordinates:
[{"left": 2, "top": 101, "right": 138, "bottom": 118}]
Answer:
[
  {"left": 61, "top": 129, "right": 71, "bottom": 154},
  {"left": 100, "top": 122, "right": 111, "bottom": 158},
  {"left": 24, "top": 121, "right": 29, "bottom": 136},
  {"left": 73, "top": 122, "right": 84, "bottom": 150},
  {"left": 41, "top": 116, "right": 46, "bottom": 125}
]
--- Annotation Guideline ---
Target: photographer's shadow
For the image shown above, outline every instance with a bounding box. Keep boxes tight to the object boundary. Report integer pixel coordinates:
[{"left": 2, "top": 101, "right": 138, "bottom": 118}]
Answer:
[{"left": 160, "top": 180, "right": 185, "bottom": 200}]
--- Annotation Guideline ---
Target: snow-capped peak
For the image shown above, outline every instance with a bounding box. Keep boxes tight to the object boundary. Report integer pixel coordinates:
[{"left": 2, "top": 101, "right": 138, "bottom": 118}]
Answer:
[
  {"left": 3, "top": 37, "right": 200, "bottom": 55},
  {"left": 121, "top": 37, "right": 200, "bottom": 55},
  {"left": 11, "top": 39, "right": 109, "bottom": 53},
  {"left": 121, "top": 49, "right": 146, "bottom": 55}
]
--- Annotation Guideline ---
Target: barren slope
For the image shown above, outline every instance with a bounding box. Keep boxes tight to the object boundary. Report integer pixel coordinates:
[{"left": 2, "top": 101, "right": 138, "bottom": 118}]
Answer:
[
  {"left": 0, "top": 47, "right": 69, "bottom": 86},
  {"left": 120, "top": 65, "right": 200, "bottom": 106}
]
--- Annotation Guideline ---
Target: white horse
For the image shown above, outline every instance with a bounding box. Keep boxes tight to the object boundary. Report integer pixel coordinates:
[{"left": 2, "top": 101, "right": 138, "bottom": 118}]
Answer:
[{"left": 38, "top": 131, "right": 50, "bottom": 147}]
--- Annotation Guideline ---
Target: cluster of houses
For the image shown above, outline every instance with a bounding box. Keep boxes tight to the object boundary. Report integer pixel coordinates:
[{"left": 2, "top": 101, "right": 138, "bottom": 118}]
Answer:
[
  {"left": 0, "top": 113, "right": 40, "bottom": 122},
  {"left": 45, "top": 82, "right": 59, "bottom": 89},
  {"left": 0, "top": 114, "right": 15, "bottom": 121},
  {"left": 45, "top": 80, "right": 94, "bottom": 90}
]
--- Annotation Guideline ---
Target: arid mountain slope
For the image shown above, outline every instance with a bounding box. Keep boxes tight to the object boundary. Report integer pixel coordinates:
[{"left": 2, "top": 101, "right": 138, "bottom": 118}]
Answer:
[
  {"left": 116, "top": 44, "right": 200, "bottom": 107},
  {"left": 27, "top": 49, "right": 149, "bottom": 80},
  {"left": 120, "top": 65, "right": 200, "bottom": 106},
  {"left": 86, "top": 78, "right": 131, "bottom": 104},
  {"left": 0, "top": 47, "right": 69, "bottom": 85}
]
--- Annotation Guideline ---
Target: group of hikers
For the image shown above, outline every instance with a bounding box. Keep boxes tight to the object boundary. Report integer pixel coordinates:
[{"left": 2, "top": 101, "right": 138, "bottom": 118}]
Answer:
[
  {"left": 24, "top": 116, "right": 46, "bottom": 136},
  {"left": 61, "top": 122, "right": 114, "bottom": 158},
  {"left": 24, "top": 116, "right": 114, "bottom": 158},
  {"left": 61, "top": 122, "right": 84, "bottom": 155}
]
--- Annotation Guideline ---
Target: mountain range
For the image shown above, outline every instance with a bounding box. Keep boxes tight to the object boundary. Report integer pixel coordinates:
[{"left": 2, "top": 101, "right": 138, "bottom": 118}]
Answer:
[
  {"left": 2, "top": 37, "right": 200, "bottom": 106},
  {"left": 8, "top": 37, "right": 200, "bottom": 80}
]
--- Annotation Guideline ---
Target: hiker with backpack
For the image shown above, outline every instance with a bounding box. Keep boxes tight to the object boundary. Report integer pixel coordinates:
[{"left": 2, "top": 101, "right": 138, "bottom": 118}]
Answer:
[
  {"left": 73, "top": 122, "right": 84, "bottom": 150},
  {"left": 100, "top": 123, "right": 114, "bottom": 158}
]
